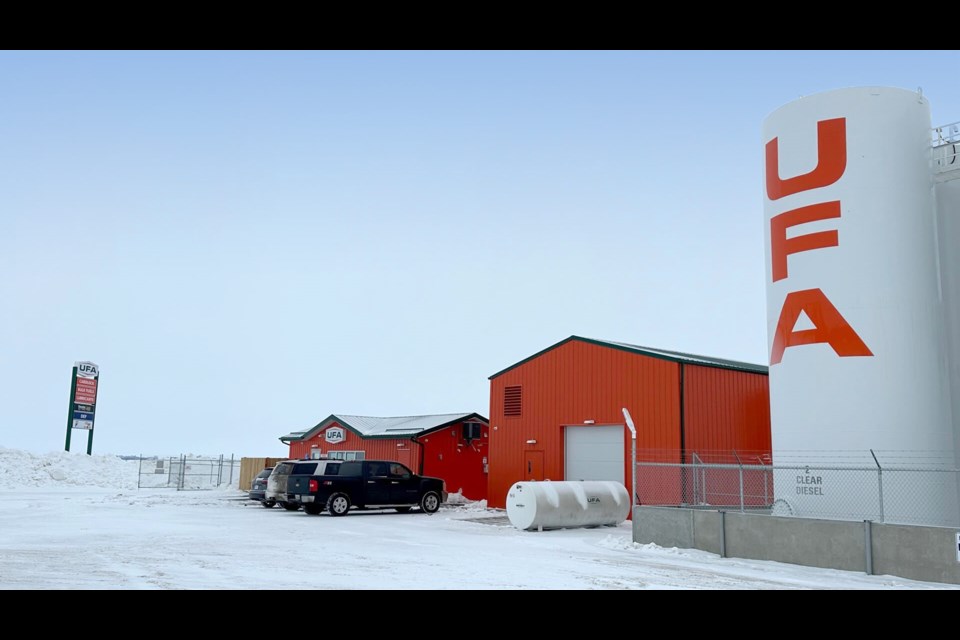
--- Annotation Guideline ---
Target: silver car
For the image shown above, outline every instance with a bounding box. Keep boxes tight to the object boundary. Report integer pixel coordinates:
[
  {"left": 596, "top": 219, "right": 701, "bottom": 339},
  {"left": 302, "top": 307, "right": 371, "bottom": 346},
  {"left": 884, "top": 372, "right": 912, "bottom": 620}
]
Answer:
[{"left": 249, "top": 467, "right": 273, "bottom": 503}]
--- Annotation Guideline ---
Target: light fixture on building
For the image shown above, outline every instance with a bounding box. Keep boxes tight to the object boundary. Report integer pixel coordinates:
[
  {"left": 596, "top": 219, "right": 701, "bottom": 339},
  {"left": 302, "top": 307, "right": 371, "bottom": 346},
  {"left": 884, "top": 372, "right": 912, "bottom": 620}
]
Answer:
[
  {"left": 584, "top": 420, "right": 595, "bottom": 424},
  {"left": 526, "top": 439, "right": 537, "bottom": 445}
]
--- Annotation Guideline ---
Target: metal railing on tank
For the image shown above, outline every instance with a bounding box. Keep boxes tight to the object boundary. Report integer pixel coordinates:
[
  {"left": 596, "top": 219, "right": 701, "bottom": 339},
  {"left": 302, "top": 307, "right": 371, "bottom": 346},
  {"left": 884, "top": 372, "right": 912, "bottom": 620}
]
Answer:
[{"left": 933, "top": 121, "right": 960, "bottom": 178}]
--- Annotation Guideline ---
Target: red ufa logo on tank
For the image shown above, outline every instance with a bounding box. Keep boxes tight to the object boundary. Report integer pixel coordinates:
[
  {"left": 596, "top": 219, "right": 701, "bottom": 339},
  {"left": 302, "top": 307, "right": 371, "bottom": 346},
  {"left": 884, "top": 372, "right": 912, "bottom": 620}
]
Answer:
[{"left": 765, "top": 117, "right": 873, "bottom": 365}]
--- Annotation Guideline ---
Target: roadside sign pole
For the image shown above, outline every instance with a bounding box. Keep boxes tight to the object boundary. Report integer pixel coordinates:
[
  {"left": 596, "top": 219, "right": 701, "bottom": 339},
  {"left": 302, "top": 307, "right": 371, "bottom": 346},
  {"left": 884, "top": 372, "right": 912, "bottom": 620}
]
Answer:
[
  {"left": 85, "top": 371, "right": 99, "bottom": 455},
  {"left": 66, "top": 362, "right": 100, "bottom": 455},
  {"left": 65, "top": 366, "right": 78, "bottom": 452}
]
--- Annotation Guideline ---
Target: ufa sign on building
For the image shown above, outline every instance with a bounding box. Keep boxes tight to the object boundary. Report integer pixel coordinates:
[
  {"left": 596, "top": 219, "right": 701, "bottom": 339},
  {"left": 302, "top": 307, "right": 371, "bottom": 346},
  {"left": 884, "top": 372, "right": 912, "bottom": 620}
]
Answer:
[
  {"left": 763, "top": 87, "right": 959, "bottom": 526},
  {"left": 65, "top": 361, "right": 100, "bottom": 455},
  {"left": 324, "top": 427, "right": 346, "bottom": 444}
]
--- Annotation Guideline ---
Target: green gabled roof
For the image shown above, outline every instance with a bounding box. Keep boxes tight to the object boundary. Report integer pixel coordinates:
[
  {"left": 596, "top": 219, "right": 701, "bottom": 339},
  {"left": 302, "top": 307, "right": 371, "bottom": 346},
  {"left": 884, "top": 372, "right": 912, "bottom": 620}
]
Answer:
[
  {"left": 279, "top": 412, "right": 489, "bottom": 443},
  {"left": 488, "top": 336, "right": 768, "bottom": 380}
]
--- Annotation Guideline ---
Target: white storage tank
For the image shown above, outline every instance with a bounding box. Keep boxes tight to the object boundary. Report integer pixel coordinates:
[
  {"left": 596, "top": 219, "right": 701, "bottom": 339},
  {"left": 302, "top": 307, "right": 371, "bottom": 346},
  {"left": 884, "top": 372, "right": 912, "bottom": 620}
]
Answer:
[
  {"left": 763, "top": 86, "right": 958, "bottom": 526},
  {"left": 506, "top": 480, "right": 630, "bottom": 531}
]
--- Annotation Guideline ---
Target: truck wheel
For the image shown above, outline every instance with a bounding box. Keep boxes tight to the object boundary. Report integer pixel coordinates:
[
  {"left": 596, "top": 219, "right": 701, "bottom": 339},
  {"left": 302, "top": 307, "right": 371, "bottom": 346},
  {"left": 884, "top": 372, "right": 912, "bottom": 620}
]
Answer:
[
  {"left": 420, "top": 491, "right": 441, "bottom": 515},
  {"left": 261, "top": 500, "right": 276, "bottom": 509},
  {"left": 280, "top": 502, "right": 300, "bottom": 511},
  {"left": 327, "top": 493, "right": 351, "bottom": 517},
  {"left": 394, "top": 507, "right": 412, "bottom": 514},
  {"left": 303, "top": 503, "right": 324, "bottom": 516}
]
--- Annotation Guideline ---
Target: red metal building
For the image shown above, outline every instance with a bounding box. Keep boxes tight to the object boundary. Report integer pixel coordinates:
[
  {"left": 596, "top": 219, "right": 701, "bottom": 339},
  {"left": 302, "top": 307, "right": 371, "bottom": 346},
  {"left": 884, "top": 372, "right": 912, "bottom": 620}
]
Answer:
[
  {"left": 487, "top": 337, "right": 771, "bottom": 509},
  {"left": 280, "top": 413, "right": 489, "bottom": 501}
]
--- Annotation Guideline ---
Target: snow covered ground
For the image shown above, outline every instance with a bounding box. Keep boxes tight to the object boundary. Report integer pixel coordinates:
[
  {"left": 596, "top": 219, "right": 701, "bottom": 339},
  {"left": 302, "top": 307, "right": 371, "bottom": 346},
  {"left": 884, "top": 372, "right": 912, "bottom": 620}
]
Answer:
[{"left": 0, "top": 449, "right": 956, "bottom": 590}]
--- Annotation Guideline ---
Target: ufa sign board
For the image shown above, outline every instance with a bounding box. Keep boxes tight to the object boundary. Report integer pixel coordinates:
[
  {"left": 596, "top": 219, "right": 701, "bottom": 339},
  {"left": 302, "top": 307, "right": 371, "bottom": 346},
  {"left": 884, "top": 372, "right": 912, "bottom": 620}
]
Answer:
[
  {"left": 325, "top": 426, "right": 346, "bottom": 444},
  {"left": 66, "top": 361, "right": 100, "bottom": 455}
]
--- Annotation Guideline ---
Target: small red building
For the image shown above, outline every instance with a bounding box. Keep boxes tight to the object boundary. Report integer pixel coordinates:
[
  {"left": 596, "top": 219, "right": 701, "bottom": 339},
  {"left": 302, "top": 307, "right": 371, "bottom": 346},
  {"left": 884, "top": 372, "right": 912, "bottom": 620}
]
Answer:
[
  {"left": 280, "top": 413, "right": 489, "bottom": 501},
  {"left": 487, "top": 336, "right": 771, "bottom": 509}
]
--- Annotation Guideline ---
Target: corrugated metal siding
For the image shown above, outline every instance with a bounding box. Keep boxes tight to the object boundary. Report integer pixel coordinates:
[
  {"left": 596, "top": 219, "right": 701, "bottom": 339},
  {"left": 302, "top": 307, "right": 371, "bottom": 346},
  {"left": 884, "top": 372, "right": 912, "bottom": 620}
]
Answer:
[
  {"left": 683, "top": 365, "right": 771, "bottom": 460},
  {"left": 681, "top": 365, "right": 772, "bottom": 507},
  {"left": 488, "top": 340, "right": 682, "bottom": 508},
  {"left": 289, "top": 439, "right": 312, "bottom": 459},
  {"left": 419, "top": 422, "right": 490, "bottom": 501},
  {"left": 288, "top": 423, "right": 420, "bottom": 470}
]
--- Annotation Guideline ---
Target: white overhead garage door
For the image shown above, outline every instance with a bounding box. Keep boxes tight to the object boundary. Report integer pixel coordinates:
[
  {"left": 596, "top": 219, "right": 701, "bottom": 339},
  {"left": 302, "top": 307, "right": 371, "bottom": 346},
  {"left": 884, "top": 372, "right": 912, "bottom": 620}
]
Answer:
[{"left": 564, "top": 426, "right": 624, "bottom": 483}]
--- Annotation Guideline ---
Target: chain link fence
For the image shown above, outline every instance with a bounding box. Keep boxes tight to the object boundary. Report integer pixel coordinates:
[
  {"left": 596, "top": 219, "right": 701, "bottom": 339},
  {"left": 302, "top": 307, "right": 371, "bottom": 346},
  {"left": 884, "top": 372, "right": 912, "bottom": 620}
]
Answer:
[
  {"left": 135, "top": 455, "right": 239, "bottom": 490},
  {"left": 634, "top": 450, "right": 960, "bottom": 528}
]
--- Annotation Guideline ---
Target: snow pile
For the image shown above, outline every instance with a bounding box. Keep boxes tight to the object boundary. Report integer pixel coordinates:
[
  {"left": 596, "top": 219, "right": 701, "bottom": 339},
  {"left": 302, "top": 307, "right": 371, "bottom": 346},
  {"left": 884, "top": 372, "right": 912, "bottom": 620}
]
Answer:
[
  {"left": 444, "top": 490, "right": 470, "bottom": 505},
  {"left": 443, "top": 490, "right": 488, "bottom": 512},
  {"left": 0, "top": 447, "right": 139, "bottom": 489},
  {"left": 597, "top": 534, "right": 688, "bottom": 555},
  {"left": 449, "top": 499, "right": 489, "bottom": 513}
]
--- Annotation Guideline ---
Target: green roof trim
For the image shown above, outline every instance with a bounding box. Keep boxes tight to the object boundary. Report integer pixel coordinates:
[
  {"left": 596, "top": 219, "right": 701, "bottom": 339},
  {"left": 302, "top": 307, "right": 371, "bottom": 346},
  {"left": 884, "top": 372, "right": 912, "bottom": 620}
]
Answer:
[
  {"left": 279, "top": 413, "right": 489, "bottom": 444},
  {"left": 279, "top": 414, "right": 364, "bottom": 444},
  {"left": 488, "top": 335, "right": 768, "bottom": 380},
  {"left": 414, "top": 412, "right": 489, "bottom": 438}
]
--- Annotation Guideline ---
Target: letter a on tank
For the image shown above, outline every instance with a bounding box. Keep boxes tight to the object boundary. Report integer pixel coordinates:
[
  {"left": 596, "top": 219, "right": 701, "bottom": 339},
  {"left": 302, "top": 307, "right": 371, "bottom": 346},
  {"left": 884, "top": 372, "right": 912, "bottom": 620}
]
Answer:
[{"left": 770, "top": 288, "right": 873, "bottom": 365}]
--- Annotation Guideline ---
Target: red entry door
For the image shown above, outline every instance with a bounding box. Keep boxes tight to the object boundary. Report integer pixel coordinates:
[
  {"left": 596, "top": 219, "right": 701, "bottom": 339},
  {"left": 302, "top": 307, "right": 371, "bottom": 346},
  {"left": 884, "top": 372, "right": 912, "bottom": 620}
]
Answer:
[{"left": 524, "top": 451, "right": 544, "bottom": 481}]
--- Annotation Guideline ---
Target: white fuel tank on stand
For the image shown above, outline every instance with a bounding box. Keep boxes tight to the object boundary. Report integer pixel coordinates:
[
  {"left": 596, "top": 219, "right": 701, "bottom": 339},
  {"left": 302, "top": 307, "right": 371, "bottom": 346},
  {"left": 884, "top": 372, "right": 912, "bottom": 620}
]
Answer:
[{"left": 505, "top": 480, "right": 630, "bottom": 531}]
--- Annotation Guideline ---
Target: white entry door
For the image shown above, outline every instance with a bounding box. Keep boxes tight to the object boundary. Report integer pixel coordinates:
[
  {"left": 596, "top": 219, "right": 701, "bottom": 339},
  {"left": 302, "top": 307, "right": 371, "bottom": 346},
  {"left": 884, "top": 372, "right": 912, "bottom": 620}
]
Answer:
[{"left": 564, "top": 425, "right": 624, "bottom": 483}]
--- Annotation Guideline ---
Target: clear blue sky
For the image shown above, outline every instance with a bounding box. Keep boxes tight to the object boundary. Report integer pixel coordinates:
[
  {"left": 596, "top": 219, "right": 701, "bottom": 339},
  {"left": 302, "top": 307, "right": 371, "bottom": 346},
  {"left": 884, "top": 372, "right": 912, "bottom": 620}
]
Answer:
[{"left": 3, "top": 51, "right": 959, "bottom": 457}]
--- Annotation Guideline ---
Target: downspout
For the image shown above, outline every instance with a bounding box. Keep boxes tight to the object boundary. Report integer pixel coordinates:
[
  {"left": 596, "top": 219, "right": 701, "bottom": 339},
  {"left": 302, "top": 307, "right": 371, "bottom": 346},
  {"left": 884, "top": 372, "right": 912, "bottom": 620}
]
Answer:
[{"left": 411, "top": 435, "right": 425, "bottom": 475}]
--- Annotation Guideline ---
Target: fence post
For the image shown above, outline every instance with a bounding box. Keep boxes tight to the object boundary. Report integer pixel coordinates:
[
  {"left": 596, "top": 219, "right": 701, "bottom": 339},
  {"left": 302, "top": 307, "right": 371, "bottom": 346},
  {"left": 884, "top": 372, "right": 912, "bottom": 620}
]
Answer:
[
  {"left": 870, "top": 449, "right": 885, "bottom": 523},
  {"left": 622, "top": 409, "right": 638, "bottom": 509},
  {"left": 720, "top": 511, "right": 727, "bottom": 558},
  {"left": 864, "top": 520, "right": 874, "bottom": 575},
  {"left": 701, "top": 461, "right": 707, "bottom": 506},
  {"left": 760, "top": 456, "right": 769, "bottom": 506},
  {"left": 229, "top": 454, "right": 235, "bottom": 487},
  {"left": 734, "top": 450, "right": 744, "bottom": 513},
  {"left": 137, "top": 454, "right": 142, "bottom": 489},
  {"left": 692, "top": 454, "right": 698, "bottom": 505},
  {"left": 692, "top": 452, "right": 702, "bottom": 505},
  {"left": 178, "top": 454, "right": 185, "bottom": 491}
]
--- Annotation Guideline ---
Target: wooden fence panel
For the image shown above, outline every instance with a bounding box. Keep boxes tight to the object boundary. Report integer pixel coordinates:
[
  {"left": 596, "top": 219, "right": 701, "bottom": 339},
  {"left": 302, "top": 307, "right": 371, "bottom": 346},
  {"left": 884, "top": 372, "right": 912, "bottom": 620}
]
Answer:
[{"left": 238, "top": 457, "right": 287, "bottom": 492}]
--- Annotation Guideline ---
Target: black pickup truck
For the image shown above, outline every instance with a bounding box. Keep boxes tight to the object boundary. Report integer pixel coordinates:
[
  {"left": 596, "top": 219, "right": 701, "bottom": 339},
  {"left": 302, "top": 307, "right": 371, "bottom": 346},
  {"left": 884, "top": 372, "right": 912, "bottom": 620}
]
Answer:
[{"left": 287, "top": 460, "right": 445, "bottom": 516}]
